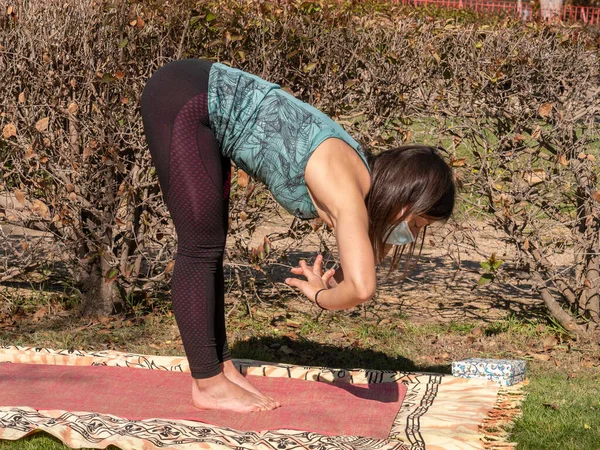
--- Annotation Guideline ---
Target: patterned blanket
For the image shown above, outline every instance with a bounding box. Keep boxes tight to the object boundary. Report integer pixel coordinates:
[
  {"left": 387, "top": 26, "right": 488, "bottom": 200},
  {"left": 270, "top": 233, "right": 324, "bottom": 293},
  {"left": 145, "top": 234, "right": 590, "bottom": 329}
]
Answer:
[{"left": 0, "top": 346, "right": 523, "bottom": 449}]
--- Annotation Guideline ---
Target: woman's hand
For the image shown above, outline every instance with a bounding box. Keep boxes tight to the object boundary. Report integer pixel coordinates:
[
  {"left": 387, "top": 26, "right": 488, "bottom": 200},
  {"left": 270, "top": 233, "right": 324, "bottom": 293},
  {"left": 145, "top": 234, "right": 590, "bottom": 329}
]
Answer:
[{"left": 285, "top": 254, "right": 337, "bottom": 302}]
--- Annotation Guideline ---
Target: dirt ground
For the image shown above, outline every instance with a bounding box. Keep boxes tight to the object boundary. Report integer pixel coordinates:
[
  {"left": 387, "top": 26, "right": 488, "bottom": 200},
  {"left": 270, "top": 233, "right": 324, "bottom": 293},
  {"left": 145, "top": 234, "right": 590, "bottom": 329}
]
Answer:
[{"left": 239, "top": 212, "right": 544, "bottom": 325}]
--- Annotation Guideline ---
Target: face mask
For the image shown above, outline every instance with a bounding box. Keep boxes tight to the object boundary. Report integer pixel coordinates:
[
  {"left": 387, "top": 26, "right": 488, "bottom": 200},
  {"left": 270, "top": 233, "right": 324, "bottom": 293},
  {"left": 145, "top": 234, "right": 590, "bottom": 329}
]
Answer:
[{"left": 385, "top": 221, "right": 416, "bottom": 246}]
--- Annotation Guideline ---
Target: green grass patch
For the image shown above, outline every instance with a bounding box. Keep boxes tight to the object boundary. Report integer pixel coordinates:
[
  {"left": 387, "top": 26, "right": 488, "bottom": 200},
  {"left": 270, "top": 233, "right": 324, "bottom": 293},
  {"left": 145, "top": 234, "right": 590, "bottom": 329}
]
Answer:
[{"left": 511, "top": 368, "right": 600, "bottom": 450}]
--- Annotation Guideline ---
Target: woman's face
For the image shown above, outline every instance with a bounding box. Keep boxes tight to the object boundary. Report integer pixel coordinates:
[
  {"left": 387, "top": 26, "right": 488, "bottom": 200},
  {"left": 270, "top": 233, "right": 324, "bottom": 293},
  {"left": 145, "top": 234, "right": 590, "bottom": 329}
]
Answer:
[
  {"left": 407, "top": 215, "right": 434, "bottom": 237},
  {"left": 394, "top": 211, "right": 434, "bottom": 238}
]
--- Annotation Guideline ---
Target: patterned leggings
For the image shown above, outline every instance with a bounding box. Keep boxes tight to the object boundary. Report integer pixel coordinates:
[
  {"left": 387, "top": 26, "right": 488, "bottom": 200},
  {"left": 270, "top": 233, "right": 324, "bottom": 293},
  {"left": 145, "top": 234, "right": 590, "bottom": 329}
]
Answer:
[{"left": 140, "top": 59, "right": 232, "bottom": 379}]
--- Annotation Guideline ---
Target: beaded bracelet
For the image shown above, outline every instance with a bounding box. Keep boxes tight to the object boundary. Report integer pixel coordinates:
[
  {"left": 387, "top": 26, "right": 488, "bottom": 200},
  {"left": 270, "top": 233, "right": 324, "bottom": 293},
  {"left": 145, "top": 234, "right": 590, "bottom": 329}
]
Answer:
[{"left": 314, "top": 288, "right": 328, "bottom": 310}]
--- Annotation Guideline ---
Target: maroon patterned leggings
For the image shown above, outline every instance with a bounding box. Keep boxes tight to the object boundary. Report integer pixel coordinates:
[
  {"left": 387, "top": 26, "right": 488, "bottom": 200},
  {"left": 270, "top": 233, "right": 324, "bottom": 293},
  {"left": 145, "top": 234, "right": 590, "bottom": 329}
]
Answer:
[{"left": 140, "top": 59, "right": 231, "bottom": 379}]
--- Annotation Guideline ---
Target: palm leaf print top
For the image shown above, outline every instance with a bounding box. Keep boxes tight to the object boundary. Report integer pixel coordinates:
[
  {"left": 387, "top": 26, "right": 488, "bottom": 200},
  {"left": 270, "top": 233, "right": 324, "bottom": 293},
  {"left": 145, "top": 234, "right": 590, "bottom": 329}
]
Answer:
[{"left": 207, "top": 63, "right": 371, "bottom": 220}]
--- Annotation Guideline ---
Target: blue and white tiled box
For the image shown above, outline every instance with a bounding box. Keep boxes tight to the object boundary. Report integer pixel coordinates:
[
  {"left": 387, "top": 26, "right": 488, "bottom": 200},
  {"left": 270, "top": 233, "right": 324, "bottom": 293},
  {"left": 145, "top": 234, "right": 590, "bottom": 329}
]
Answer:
[{"left": 452, "top": 358, "right": 526, "bottom": 386}]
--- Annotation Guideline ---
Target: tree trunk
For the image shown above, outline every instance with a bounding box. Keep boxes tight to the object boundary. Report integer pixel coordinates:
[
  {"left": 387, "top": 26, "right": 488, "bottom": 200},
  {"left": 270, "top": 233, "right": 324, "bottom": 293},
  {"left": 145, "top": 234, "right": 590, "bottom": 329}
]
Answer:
[
  {"left": 77, "top": 255, "right": 123, "bottom": 317},
  {"left": 532, "top": 271, "right": 585, "bottom": 334}
]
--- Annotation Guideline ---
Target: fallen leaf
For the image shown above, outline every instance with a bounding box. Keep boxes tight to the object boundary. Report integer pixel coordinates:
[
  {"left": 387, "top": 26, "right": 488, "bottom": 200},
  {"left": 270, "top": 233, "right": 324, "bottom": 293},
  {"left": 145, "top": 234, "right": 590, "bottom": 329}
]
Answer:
[
  {"left": 24, "top": 146, "right": 35, "bottom": 159},
  {"left": 592, "top": 191, "right": 600, "bottom": 202},
  {"left": 533, "top": 353, "right": 551, "bottom": 361},
  {"left": 33, "top": 307, "right": 47, "bottom": 322},
  {"left": 237, "top": 169, "right": 249, "bottom": 188},
  {"left": 3, "top": 123, "right": 16, "bottom": 139},
  {"left": 558, "top": 154, "right": 568, "bottom": 166},
  {"left": 32, "top": 199, "right": 49, "bottom": 218},
  {"left": 523, "top": 169, "right": 547, "bottom": 185},
  {"left": 67, "top": 102, "right": 78, "bottom": 114},
  {"left": 164, "top": 260, "right": 175, "bottom": 275},
  {"left": 18, "top": 92, "right": 25, "bottom": 103},
  {"left": 35, "top": 117, "right": 49, "bottom": 132},
  {"left": 14, "top": 189, "right": 25, "bottom": 204},
  {"left": 543, "top": 402, "right": 559, "bottom": 410},
  {"left": 538, "top": 103, "right": 553, "bottom": 118},
  {"left": 543, "top": 335, "right": 559, "bottom": 351},
  {"left": 450, "top": 158, "right": 466, "bottom": 167},
  {"left": 286, "top": 319, "right": 300, "bottom": 328}
]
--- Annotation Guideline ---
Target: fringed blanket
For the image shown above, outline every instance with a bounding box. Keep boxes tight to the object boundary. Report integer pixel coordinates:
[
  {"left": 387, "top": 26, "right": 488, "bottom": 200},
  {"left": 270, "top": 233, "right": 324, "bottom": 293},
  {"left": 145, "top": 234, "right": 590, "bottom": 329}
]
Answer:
[{"left": 0, "top": 346, "right": 523, "bottom": 449}]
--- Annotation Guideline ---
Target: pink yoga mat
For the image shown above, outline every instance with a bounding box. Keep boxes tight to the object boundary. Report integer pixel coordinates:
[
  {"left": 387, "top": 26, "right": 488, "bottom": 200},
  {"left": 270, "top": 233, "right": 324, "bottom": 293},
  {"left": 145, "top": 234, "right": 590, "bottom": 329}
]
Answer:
[{"left": 0, "top": 362, "right": 406, "bottom": 439}]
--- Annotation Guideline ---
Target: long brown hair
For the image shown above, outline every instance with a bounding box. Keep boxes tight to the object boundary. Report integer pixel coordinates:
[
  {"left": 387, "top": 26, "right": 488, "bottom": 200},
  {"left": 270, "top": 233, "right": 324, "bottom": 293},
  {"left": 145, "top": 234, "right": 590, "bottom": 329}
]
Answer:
[{"left": 364, "top": 145, "right": 456, "bottom": 276}]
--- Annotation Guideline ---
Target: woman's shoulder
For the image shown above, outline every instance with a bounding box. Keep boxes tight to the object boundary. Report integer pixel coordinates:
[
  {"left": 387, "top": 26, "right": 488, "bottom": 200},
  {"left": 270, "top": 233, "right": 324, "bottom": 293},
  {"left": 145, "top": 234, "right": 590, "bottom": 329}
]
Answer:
[{"left": 304, "top": 138, "right": 371, "bottom": 221}]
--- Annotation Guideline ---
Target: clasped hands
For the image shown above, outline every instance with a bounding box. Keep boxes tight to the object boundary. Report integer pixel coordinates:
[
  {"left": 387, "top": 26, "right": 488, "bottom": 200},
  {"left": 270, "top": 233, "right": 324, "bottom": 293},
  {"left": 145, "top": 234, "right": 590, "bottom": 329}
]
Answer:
[{"left": 284, "top": 254, "right": 337, "bottom": 304}]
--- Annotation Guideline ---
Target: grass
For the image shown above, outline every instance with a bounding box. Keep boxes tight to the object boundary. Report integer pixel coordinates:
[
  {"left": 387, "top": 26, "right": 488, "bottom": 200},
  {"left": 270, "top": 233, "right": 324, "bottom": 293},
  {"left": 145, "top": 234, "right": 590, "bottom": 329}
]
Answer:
[
  {"left": 0, "top": 288, "right": 599, "bottom": 449},
  {"left": 511, "top": 368, "right": 600, "bottom": 450}
]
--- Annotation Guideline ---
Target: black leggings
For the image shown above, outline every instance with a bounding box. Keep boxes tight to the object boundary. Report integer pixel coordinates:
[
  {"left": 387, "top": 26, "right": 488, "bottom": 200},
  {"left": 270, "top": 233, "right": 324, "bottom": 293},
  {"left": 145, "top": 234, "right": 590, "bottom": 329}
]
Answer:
[{"left": 140, "top": 59, "right": 232, "bottom": 379}]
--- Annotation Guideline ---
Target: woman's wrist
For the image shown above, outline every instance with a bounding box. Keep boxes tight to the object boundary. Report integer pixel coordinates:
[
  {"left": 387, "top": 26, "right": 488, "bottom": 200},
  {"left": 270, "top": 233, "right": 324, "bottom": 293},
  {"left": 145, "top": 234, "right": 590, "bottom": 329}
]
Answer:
[{"left": 314, "top": 288, "right": 328, "bottom": 310}]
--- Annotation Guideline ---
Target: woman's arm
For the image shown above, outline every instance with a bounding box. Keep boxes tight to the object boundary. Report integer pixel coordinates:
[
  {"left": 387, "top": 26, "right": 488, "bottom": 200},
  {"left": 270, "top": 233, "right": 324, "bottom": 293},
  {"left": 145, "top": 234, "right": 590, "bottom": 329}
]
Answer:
[{"left": 284, "top": 141, "right": 377, "bottom": 310}]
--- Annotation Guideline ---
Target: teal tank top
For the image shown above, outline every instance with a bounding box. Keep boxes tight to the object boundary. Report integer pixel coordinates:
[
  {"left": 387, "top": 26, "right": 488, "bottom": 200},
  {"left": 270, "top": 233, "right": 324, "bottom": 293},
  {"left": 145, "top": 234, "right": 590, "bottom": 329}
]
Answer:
[{"left": 207, "top": 62, "right": 371, "bottom": 220}]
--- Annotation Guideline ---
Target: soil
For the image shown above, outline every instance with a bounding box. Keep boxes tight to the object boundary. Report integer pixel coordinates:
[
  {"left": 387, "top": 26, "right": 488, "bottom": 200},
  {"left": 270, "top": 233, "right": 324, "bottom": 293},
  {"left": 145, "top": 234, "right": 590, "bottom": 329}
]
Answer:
[{"left": 237, "top": 212, "right": 545, "bottom": 325}]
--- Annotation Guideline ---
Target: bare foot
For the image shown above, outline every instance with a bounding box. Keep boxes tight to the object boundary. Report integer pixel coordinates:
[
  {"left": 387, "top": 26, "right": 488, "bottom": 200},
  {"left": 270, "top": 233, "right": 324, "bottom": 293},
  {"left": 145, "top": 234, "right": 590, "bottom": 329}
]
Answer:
[
  {"left": 192, "top": 372, "right": 278, "bottom": 413},
  {"left": 222, "top": 360, "right": 281, "bottom": 408}
]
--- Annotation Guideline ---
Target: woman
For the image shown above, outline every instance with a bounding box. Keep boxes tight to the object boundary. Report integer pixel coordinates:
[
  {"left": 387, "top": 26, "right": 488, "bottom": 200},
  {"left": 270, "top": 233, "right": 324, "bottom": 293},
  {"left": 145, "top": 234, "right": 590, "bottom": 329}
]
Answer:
[{"left": 140, "top": 58, "right": 455, "bottom": 414}]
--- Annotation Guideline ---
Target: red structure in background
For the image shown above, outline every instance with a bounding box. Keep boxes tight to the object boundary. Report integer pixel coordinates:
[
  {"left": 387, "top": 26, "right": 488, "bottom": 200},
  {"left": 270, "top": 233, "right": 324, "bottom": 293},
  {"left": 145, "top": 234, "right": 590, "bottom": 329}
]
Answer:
[{"left": 395, "top": 0, "right": 600, "bottom": 25}]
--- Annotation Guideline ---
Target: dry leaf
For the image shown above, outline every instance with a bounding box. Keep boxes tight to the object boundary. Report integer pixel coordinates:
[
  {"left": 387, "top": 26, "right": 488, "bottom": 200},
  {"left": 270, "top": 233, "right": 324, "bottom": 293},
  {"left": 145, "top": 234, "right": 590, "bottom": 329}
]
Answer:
[
  {"left": 18, "top": 92, "right": 25, "bottom": 103},
  {"left": 311, "top": 218, "right": 323, "bottom": 232},
  {"left": 523, "top": 169, "right": 547, "bottom": 185},
  {"left": 24, "top": 146, "right": 35, "bottom": 159},
  {"left": 558, "top": 154, "right": 568, "bottom": 166},
  {"left": 533, "top": 353, "right": 551, "bottom": 361},
  {"left": 67, "top": 102, "right": 78, "bottom": 114},
  {"left": 14, "top": 189, "right": 25, "bottom": 204},
  {"left": 115, "top": 71, "right": 125, "bottom": 80},
  {"left": 286, "top": 319, "right": 300, "bottom": 328},
  {"left": 592, "top": 191, "right": 600, "bottom": 202},
  {"left": 543, "top": 335, "right": 559, "bottom": 351},
  {"left": 68, "top": 192, "right": 77, "bottom": 201},
  {"left": 35, "top": 117, "right": 49, "bottom": 132},
  {"left": 237, "top": 169, "right": 249, "bottom": 188},
  {"left": 239, "top": 211, "right": 248, "bottom": 222},
  {"left": 450, "top": 158, "right": 466, "bottom": 167},
  {"left": 587, "top": 154, "right": 596, "bottom": 161},
  {"left": 3, "top": 123, "right": 16, "bottom": 139},
  {"left": 33, "top": 307, "right": 47, "bottom": 322},
  {"left": 32, "top": 199, "right": 49, "bottom": 218},
  {"left": 538, "top": 103, "right": 553, "bottom": 118},
  {"left": 531, "top": 126, "right": 542, "bottom": 139},
  {"left": 164, "top": 260, "right": 175, "bottom": 275},
  {"left": 578, "top": 152, "right": 587, "bottom": 159}
]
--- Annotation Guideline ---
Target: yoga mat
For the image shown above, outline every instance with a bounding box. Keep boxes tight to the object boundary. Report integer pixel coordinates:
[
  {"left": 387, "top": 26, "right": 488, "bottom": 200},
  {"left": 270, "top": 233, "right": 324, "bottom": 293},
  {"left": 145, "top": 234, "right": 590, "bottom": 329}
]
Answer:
[{"left": 0, "top": 361, "right": 406, "bottom": 439}]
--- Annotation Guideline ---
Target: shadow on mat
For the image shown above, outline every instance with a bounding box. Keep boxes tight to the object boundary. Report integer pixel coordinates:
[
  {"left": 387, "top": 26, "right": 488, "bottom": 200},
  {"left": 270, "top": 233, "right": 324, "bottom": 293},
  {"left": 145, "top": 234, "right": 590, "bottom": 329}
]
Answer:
[{"left": 231, "top": 335, "right": 450, "bottom": 402}]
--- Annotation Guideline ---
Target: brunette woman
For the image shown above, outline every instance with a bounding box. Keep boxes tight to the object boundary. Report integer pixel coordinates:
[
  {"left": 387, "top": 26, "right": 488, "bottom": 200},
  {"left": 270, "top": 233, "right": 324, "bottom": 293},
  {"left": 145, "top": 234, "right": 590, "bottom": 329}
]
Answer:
[{"left": 140, "top": 58, "right": 455, "bottom": 414}]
